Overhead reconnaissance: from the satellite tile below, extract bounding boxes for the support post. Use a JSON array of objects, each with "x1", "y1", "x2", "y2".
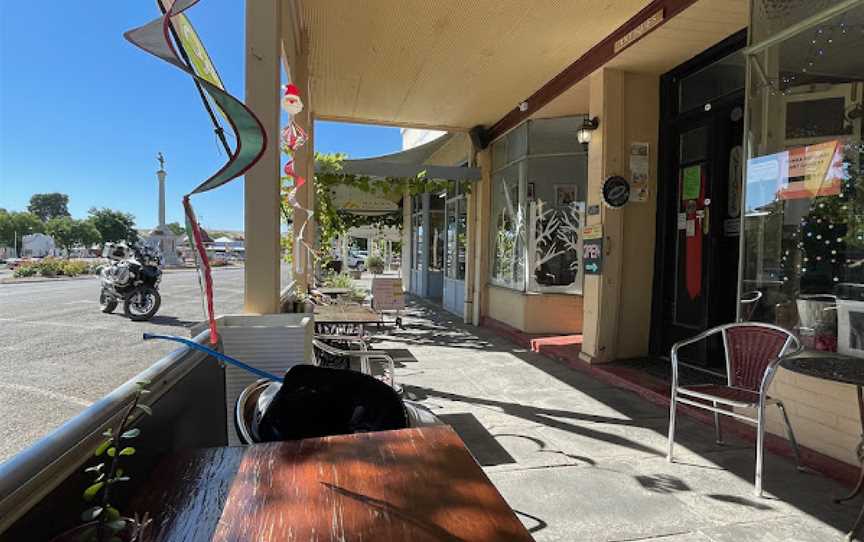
[{"x1": 243, "y1": 0, "x2": 281, "y2": 314}]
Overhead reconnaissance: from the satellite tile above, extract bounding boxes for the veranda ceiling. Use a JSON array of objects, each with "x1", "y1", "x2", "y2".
[{"x1": 292, "y1": 0, "x2": 654, "y2": 131}]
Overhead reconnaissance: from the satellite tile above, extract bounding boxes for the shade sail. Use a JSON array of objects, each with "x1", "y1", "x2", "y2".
[{"x1": 322, "y1": 134, "x2": 481, "y2": 181}]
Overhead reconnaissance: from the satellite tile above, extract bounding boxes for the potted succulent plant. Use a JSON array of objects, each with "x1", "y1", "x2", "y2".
[
  {"x1": 366, "y1": 255, "x2": 385, "y2": 275},
  {"x1": 50, "y1": 381, "x2": 153, "y2": 542}
]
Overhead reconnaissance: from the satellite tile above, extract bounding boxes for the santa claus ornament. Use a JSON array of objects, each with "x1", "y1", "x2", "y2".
[
  {"x1": 282, "y1": 83, "x2": 304, "y2": 115},
  {"x1": 280, "y1": 82, "x2": 314, "y2": 274}
]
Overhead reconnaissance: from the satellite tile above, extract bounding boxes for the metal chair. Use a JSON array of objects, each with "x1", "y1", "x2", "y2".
[
  {"x1": 667, "y1": 322, "x2": 802, "y2": 497},
  {"x1": 313, "y1": 336, "x2": 397, "y2": 390}
]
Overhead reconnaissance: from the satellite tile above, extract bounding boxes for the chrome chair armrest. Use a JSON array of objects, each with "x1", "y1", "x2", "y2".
[
  {"x1": 669, "y1": 327, "x2": 725, "y2": 388},
  {"x1": 311, "y1": 339, "x2": 396, "y2": 388},
  {"x1": 314, "y1": 334, "x2": 370, "y2": 345}
]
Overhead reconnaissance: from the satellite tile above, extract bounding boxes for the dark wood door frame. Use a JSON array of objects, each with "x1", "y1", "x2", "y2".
[{"x1": 649, "y1": 29, "x2": 748, "y2": 358}]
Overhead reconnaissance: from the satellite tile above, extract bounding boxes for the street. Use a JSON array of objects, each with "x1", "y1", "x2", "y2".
[{"x1": 0, "y1": 267, "x2": 246, "y2": 464}]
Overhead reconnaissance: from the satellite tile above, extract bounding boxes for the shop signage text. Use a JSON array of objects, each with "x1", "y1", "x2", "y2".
[
  {"x1": 583, "y1": 225, "x2": 603, "y2": 275},
  {"x1": 614, "y1": 9, "x2": 665, "y2": 54}
]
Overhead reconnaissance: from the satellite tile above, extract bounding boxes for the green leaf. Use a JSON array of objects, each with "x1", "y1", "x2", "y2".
[
  {"x1": 121, "y1": 428, "x2": 140, "y2": 439},
  {"x1": 105, "y1": 506, "x2": 121, "y2": 521},
  {"x1": 106, "y1": 447, "x2": 117, "y2": 457},
  {"x1": 80, "y1": 506, "x2": 103, "y2": 521},
  {"x1": 84, "y1": 463, "x2": 104, "y2": 473},
  {"x1": 111, "y1": 476, "x2": 130, "y2": 483},
  {"x1": 94, "y1": 439, "x2": 112, "y2": 457},
  {"x1": 118, "y1": 447, "x2": 135, "y2": 456},
  {"x1": 101, "y1": 428, "x2": 112, "y2": 437},
  {"x1": 135, "y1": 404, "x2": 152, "y2": 416},
  {"x1": 136, "y1": 379, "x2": 151, "y2": 387},
  {"x1": 82, "y1": 481, "x2": 104, "y2": 501}
]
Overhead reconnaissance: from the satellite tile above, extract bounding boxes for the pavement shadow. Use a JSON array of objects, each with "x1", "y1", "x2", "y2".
[
  {"x1": 384, "y1": 298, "x2": 862, "y2": 535},
  {"x1": 146, "y1": 315, "x2": 201, "y2": 329}
]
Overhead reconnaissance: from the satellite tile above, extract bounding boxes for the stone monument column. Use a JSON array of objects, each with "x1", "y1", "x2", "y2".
[{"x1": 148, "y1": 152, "x2": 181, "y2": 266}]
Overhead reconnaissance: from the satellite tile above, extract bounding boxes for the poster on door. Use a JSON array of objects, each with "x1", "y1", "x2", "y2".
[{"x1": 629, "y1": 142, "x2": 650, "y2": 202}]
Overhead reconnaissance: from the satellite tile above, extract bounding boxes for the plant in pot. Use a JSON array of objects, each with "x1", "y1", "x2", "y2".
[
  {"x1": 50, "y1": 381, "x2": 153, "y2": 542},
  {"x1": 366, "y1": 255, "x2": 385, "y2": 275}
]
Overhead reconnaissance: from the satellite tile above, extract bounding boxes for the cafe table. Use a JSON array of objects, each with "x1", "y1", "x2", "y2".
[
  {"x1": 317, "y1": 287, "x2": 353, "y2": 300},
  {"x1": 133, "y1": 425, "x2": 534, "y2": 541},
  {"x1": 780, "y1": 350, "x2": 864, "y2": 541},
  {"x1": 314, "y1": 303, "x2": 383, "y2": 336}
]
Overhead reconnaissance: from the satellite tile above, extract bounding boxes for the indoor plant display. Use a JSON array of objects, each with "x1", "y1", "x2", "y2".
[{"x1": 50, "y1": 381, "x2": 153, "y2": 542}]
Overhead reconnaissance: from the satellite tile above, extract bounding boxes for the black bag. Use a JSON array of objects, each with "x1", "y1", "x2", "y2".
[{"x1": 256, "y1": 365, "x2": 408, "y2": 442}]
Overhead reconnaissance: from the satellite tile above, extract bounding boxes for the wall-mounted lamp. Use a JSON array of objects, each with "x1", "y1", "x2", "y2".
[{"x1": 577, "y1": 116, "x2": 599, "y2": 145}]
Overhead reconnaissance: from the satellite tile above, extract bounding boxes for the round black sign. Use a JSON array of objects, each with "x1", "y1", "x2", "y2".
[{"x1": 602, "y1": 175, "x2": 630, "y2": 208}]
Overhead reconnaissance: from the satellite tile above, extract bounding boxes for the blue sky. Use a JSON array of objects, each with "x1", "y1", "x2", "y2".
[{"x1": 0, "y1": 1, "x2": 402, "y2": 231}]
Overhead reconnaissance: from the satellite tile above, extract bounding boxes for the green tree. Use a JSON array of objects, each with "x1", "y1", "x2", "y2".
[
  {"x1": 46, "y1": 217, "x2": 101, "y2": 256},
  {"x1": 87, "y1": 208, "x2": 139, "y2": 245},
  {"x1": 0, "y1": 210, "x2": 45, "y2": 255},
  {"x1": 165, "y1": 222, "x2": 185, "y2": 236},
  {"x1": 28, "y1": 193, "x2": 70, "y2": 221}
]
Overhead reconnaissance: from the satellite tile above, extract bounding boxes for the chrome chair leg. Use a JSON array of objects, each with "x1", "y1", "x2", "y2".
[
  {"x1": 777, "y1": 401, "x2": 802, "y2": 470},
  {"x1": 667, "y1": 388, "x2": 677, "y2": 462},
  {"x1": 713, "y1": 401, "x2": 724, "y2": 445},
  {"x1": 756, "y1": 397, "x2": 767, "y2": 497}
]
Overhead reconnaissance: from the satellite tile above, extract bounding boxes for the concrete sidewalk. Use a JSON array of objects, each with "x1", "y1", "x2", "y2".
[{"x1": 371, "y1": 300, "x2": 861, "y2": 541}]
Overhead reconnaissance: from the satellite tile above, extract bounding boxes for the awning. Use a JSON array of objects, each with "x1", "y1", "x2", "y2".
[{"x1": 322, "y1": 134, "x2": 481, "y2": 181}]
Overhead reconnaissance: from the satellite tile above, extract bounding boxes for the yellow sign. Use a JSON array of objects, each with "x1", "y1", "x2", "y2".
[
  {"x1": 614, "y1": 9, "x2": 664, "y2": 53},
  {"x1": 583, "y1": 224, "x2": 603, "y2": 240}
]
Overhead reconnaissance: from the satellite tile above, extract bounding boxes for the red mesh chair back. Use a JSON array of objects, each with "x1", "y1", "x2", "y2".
[{"x1": 724, "y1": 326, "x2": 791, "y2": 391}]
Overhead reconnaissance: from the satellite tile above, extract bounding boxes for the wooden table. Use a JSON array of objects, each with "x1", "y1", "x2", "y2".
[
  {"x1": 314, "y1": 304, "x2": 380, "y2": 323},
  {"x1": 781, "y1": 351, "x2": 864, "y2": 541},
  {"x1": 317, "y1": 287, "x2": 352, "y2": 300},
  {"x1": 314, "y1": 304, "x2": 383, "y2": 336},
  {"x1": 133, "y1": 426, "x2": 533, "y2": 541}
]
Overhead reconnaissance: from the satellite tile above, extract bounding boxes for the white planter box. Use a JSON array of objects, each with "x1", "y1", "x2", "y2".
[{"x1": 202, "y1": 314, "x2": 313, "y2": 444}]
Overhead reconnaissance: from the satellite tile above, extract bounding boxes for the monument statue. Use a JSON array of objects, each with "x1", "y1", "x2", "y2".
[{"x1": 147, "y1": 152, "x2": 182, "y2": 266}]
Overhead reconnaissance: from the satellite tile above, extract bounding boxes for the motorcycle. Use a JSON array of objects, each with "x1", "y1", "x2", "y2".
[{"x1": 99, "y1": 243, "x2": 163, "y2": 321}]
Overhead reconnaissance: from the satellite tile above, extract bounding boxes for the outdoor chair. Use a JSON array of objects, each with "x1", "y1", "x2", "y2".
[
  {"x1": 313, "y1": 336, "x2": 397, "y2": 390},
  {"x1": 667, "y1": 322, "x2": 802, "y2": 497}
]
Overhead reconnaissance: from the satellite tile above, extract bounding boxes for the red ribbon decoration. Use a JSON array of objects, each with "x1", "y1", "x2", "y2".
[
  {"x1": 183, "y1": 196, "x2": 217, "y2": 344},
  {"x1": 685, "y1": 170, "x2": 704, "y2": 301}
]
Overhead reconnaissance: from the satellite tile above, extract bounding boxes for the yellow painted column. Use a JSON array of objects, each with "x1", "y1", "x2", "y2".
[
  {"x1": 581, "y1": 68, "x2": 625, "y2": 363},
  {"x1": 580, "y1": 68, "x2": 660, "y2": 363},
  {"x1": 472, "y1": 148, "x2": 492, "y2": 325},
  {"x1": 243, "y1": 0, "x2": 281, "y2": 314}
]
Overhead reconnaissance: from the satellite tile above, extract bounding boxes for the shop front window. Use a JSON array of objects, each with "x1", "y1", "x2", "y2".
[
  {"x1": 490, "y1": 117, "x2": 587, "y2": 292},
  {"x1": 412, "y1": 208, "x2": 423, "y2": 271},
  {"x1": 445, "y1": 193, "x2": 467, "y2": 280},
  {"x1": 743, "y1": 3, "x2": 864, "y2": 355},
  {"x1": 491, "y1": 164, "x2": 525, "y2": 288},
  {"x1": 429, "y1": 193, "x2": 445, "y2": 272}
]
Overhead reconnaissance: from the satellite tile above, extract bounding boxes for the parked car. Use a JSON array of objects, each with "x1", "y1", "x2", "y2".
[{"x1": 347, "y1": 250, "x2": 368, "y2": 270}]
